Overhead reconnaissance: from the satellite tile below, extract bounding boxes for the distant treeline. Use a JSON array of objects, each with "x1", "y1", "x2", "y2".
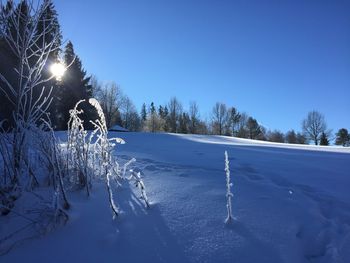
[{"x1": 89, "y1": 77, "x2": 349, "y2": 147}]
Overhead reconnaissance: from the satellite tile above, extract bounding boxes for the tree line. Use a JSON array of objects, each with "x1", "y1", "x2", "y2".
[
  {"x1": 92, "y1": 81, "x2": 349, "y2": 147},
  {"x1": 1, "y1": 0, "x2": 348, "y2": 147}
]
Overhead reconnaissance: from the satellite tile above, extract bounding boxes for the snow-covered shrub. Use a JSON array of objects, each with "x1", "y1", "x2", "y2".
[
  {"x1": 66, "y1": 98, "x2": 149, "y2": 218},
  {"x1": 0, "y1": 122, "x2": 16, "y2": 215},
  {"x1": 66, "y1": 100, "x2": 93, "y2": 194},
  {"x1": 224, "y1": 151, "x2": 233, "y2": 223},
  {"x1": 34, "y1": 120, "x2": 70, "y2": 210},
  {"x1": 0, "y1": 0, "x2": 61, "y2": 215}
]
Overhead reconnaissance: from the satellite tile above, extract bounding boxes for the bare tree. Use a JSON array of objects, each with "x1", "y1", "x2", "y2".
[
  {"x1": 236, "y1": 112, "x2": 249, "y2": 138},
  {"x1": 212, "y1": 102, "x2": 228, "y2": 135},
  {"x1": 168, "y1": 97, "x2": 182, "y2": 133},
  {"x1": 267, "y1": 130, "x2": 285, "y2": 143},
  {"x1": 94, "y1": 81, "x2": 124, "y2": 128},
  {"x1": 302, "y1": 111, "x2": 327, "y2": 145},
  {"x1": 120, "y1": 96, "x2": 140, "y2": 131},
  {"x1": 189, "y1": 101, "x2": 200, "y2": 134}
]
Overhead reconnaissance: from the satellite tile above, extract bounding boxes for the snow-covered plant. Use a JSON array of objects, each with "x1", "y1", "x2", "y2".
[
  {"x1": 0, "y1": 0, "x2": 61, "y2": 185},
  {"x1": 88, "y1": 98, "x2": 123, "y2": 217},
  {"x1": 67, "y1": 100, "x2": 92, "y2": 195},
  {"x1": 129, "y1": 170, "x2": 150, "y2": 208},
  {"x1": 0, "y1": 121, "x2": 13, "y2": 187},
  {"x1": 66, "y1": 98, "x2": 149, "y2": 218},
  {"x1": 35, "y1": 120, "x2": 70, "y2": 209},
  {"x1": 224, "y1": 150, "x2": 233, "y2": 223},
  {"x1": 0, "y1": 1, "x2": 66, "y2": 217},
  {"x1": 123, "y1": 158, "x2": 136, "y2": 177}
]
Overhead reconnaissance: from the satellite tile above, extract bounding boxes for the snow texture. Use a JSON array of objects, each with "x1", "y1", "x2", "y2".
[{"x1": 1, "y1": 132, "x2": 350, "y2": 263}]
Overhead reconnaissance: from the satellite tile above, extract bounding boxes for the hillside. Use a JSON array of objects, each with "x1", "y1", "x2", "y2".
[{"x1": 1, "y1": 132, "x2": 350, "y2": 263}]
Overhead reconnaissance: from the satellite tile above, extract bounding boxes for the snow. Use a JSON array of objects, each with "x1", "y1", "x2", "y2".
[
  {"x1": 109, "y1": 124, "x2": 129, "y2": 132},
  {"x1": 1, "y1": 132, "x2": 350, "y2": 263}
]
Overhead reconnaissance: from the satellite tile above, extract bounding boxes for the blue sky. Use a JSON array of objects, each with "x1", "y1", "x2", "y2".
[{"x1": 55, "y1": 0, "x2": 350, "y2": 133}]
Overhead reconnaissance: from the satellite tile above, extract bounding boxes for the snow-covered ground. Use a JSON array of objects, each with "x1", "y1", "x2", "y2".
[{"x1": 1, "y1": 132, "x2": 350, "y2": 263}]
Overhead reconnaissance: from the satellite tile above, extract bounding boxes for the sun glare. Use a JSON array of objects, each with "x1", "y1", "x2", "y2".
[{"x1": 50, "y1": 62, "x2": 66, "y2": 81}]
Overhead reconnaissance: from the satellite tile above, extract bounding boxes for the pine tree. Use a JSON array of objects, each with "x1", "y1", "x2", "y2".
[
  {"x1": 149, "y1": 102, "x2": 157, "y2": 132},
  {"x1": 286, "y1": 130, "x2": 297, "y2": 144},
  {"x1": 296, "y1": 132, "x2": 307, "y2": 144},
  {"x1": 55, "y1": 41, "x2": 92, "y2": 129},
  {"x1": 0, "y1": 0, "x2": 62, "y2": 129},
  {"x1": 229, "y1": 107, "x2": 241, "y2": 136},
  {"x1": 0, "y1": 1, "x2": 16, "y2": 129},
  {"x1": 320, "y1": 132, "x2": 329, "y2": 146},
  {"x1": 141, "y1": 103, "x2": 147, "y2": 122},
  {"x1": 163, "y1": 105, "x2": 169, "y2": 132},
  {"x1": 335, "y1": 128, "x2": 350, "y2": 146},
  {"x1": 37, "y1": 0, "x2": 62, "y2": 127},
  {"x1": 246, "y1": 117, "x2": 261, "y2": 139},
  {"x1": 158, "y1": 105, "x2": 164, "y2": 118},
  {"x1": 150, "y1": 102, "x2": 156, "y2": 115}
]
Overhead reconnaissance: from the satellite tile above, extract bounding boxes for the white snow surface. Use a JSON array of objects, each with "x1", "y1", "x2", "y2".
[
  {"x1": 109, "y1": 124, "x2": 129, "y2": 132},
  {"x1": 1, "y1": 132, "x2": 350, "y2": 263}
]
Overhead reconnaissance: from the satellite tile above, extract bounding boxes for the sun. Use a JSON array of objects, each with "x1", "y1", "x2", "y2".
[{"x1": 50, "y1": 62, "x2": 66, "y2": 81}]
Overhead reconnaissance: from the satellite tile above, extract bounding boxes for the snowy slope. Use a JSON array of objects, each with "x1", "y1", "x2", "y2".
[{"x1": 1, "y1": 132, "x2": 350, "y2": 263}]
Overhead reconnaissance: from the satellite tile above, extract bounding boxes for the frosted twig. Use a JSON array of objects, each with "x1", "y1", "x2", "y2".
[{"x1": 224, "y1": 151, "x2": 233, "y2": 223}]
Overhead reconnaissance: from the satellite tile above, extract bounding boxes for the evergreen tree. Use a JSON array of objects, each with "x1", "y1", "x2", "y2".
[
  {"x1": 158, "y1": 105, "x2": 164, "y2": 118},
  {"x1": 0, "y1": 0, "x2": 61, "y2": 128},
  {"x1": 320, "y1": 132, "x2": 329, "y2": 146},
  {"x1": 296, "y1": 132, "x2": 307, "y2": 144},
  {"x1": 149, "y1": 102, "x2": 157, "y2": 132},
  {"x1": 56, "y1": 41, "x2": 92, "y2": 129},
  {"x1": 37, "y1": 0, "x2": 62, "y2": 127},
  {"x1": 163, "y1": 105, "x2": 170, "y2": 132},
  {"x1": 141, "y1": 103, "x2": 147, "y2": 122},
  {"x1": 246, "y1": 117, "x2": 261, "y2": 139},
  {"x1": 335, "y1": 128, "x2": 350, "y2": 146},
  {"x1": 150, "y1": 102, "x2": 156, "y2": 115},
  {"x1": 267, "y1": 130, "x2": 285, "y2": 143},
  {"x1": 229, "y1": 107, "x2": 241, "y2": 136},
  {"x1": 286, "y1": 130, "x2": 297, "y2": 144},
  {"x1": 0, "y1": 1, "x2": 16, "y2": 129}
]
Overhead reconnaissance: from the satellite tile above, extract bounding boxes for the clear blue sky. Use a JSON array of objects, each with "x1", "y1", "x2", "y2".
[{"x1": 55, "y1": 0, "x2": 350, "y2": 133}]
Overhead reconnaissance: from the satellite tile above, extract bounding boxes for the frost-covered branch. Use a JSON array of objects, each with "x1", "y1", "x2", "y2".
[
  {"x1": 129, "y1": 170, "x2": 150, "y2": 208},
  {"x1": 0, "y1": 0, "x2": 61, "y2": 189},
  {"x1": 66, "y1": 98, "x2": 149, "y2": 218},
  {"x1": 224, "y1": 150, "x2": 233, "y2": 223}
]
